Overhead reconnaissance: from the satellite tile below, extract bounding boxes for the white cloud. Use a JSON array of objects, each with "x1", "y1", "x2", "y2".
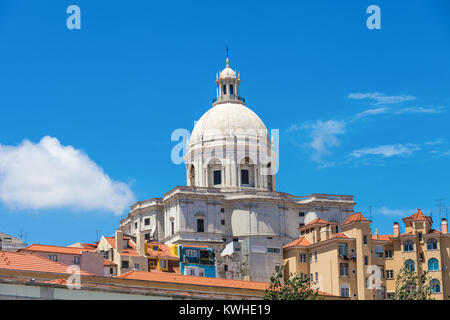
[
  {"x1": 348, "y1": 92, "x2": 416, "y2": 105},
  {"x1": 303, "y1": 120, "x2": 346, "y2": 163},
  {"x1": 376, "y1": 206, "x2": 412, "y2": 217},
  {"x1": 350, "y1": 144, "x2": 420, "y2": 158},
  {"x1": 0, "y1": 136, "x2": 135, "y2": 215},
  {"x1": 394, "y1": 106, "x2": 444, "y2": 114},
  {"x1": 355, "y1": 107, "x2": 389, "y2": 119}
]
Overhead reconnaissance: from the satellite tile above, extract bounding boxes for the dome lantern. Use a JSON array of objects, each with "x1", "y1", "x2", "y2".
[{"x1": 213, "y1": 50, "x2": 245, "y2": 106}]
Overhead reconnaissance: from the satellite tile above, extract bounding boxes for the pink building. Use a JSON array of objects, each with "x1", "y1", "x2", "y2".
[{"x1": 19, "y1": 244, "x2": 104, "y2": 276}]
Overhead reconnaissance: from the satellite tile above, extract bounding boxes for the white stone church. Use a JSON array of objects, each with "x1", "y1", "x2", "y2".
[{"x1": 119, "y1": 55, "x2": 355, "y2": 282}]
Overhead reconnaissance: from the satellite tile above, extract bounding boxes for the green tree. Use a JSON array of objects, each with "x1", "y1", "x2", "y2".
[
  {"x1": 388, "y1": 267, "x2": 433, "y2": 300},
  {"x1": 264, "y1": 266, "x2": 319, "y2": 300}
]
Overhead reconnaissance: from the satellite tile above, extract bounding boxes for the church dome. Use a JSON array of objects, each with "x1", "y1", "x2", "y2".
[{"x1": 189, "y1": 102, "x2": 269, "y2": 146}]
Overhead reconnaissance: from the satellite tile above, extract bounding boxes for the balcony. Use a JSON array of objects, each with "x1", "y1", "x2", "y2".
[{"x1": 212, "y1": 95, "x2": 245, "y2": 104}]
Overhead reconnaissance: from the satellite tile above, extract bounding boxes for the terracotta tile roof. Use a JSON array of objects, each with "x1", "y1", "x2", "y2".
[
  {"x1": 0, "y1": 251, "x2": 93, "y2": 275},
  {"x1": 103, "y1": 259, "x2": 116, "y2": 266},
  {"x1": 299, "y1": 218, "x2": 336, "y2": 231},
  {"x1": 118, "y1": 270, "x2": 270, "y2": 290},
  {"x1": 104, "y1": 236, "x2": 139, "y2": 257},
  {"x1": 283, "y1": 236, "x2": 312, "y2": 249},
  {"x1": 344, "y1": 212, "x2": 368, "y2": 225},
  {"x1": 146, "y1": 242, "x2": 177, "y2": 259},
  {"x1": 403, "y1": 209, "x2": 432, "y2": 224},
  {"x1": 372, "y1": 234, "x2": 393, "y2": 241},
  {"x1": 428, "y1": 229, "x2": 442, "y2": 234},
  {"x1": 19, "y1": 244, "x2": 94, "y2": 255},
  {"x1": 331, "y1": 232, "x2": 351, "y2": 239}
]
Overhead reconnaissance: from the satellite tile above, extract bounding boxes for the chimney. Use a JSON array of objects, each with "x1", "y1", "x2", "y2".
[
  {"x1": 441, "y1": 218, "x2": 448, "y2": 234},
  {"x1": 115, "y1": 230, "x2": 123, "y2": 253},
  {"x1": 393, "y1": 222, "x2": 400, "y2": 237},
  {"x1": 375, "y1": 228, "x2": 379, "y2": 240},
  {"x1": 136, "y1": 231, "x2": 146, "y2": 256}
]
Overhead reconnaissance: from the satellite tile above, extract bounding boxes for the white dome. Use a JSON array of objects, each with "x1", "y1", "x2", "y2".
[
  {"x1": 190, "y1": 103, "x2": 269, "y2": 146},
  {"x1": 219, "y1": 67, "x2": 236, "y2": 79}
]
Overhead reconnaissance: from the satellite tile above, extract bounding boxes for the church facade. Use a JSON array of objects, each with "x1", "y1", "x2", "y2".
[{"x1": 119, "y1": 55, "x2": 356, "y2": 282}]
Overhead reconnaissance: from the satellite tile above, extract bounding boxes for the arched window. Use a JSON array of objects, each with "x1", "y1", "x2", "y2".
[
  {"x1": 428, "y1": 258, "x2": 439, "y2": 271},
  {"x1": 426, "y1": 238, "x2": 438, "y2": 250},
  {"x1": 189, "y1": 165, "x2": 195, "y2": 186},
  {"x1": 222, "y1": 84, "x2": 227, "y2": 95},
  {"x1": 404, "y1": 259, "x2": 415, "y2": 272},
  {"x1": 229, "y1": 84, "x2": 234, "y2": 95},
  {"x1": 430, "y1": 279, "x2": 441, "y2": 293},
  {"x1": 403, "y1": 240, "x2": 414, "y2": 252}
]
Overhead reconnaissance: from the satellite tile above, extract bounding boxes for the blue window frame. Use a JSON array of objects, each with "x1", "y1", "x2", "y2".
[
  {"x1": 403, "y1": 240, "x2": 414, "y2": 252},
  {"x1": 430, "y1": 279, "x2": 441, "y2": 293},
  {"x1": 428, "y1": 258, "x2": 439, "y2": 271},
  {"x1": 426, "y1": 238, "x2": 438, "y2": 250},
  {"x1": 404, "y1": 259, "x2": 415, "y2": 272}
]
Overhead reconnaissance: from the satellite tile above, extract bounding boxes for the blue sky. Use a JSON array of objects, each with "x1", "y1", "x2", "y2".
[{"x1": 0, "y1": 1, "x2": 449, "y2": 245}]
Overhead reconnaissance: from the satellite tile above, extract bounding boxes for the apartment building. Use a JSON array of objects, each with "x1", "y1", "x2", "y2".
[
  {"x1": 283, "y1": 210, "x2": 449, "y2": 300},
  {"x1": 18, "y1": 244, "x2": 104, "y2": 276}
]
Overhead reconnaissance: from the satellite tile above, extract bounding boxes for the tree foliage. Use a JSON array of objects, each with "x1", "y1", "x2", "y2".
[
  {"x1": 388, "y1": 268, "x2": 433, "y2": 300},
  {"x1": 264, "y1": 266, "x2": 319, "y2": 300}
]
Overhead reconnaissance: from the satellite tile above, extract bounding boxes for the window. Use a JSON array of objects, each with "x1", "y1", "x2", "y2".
[
  {"x1": 275, "y1": 265, "x2": 280, "y2": 272},
  {"x1": 299, "y1": 223, "x2": 305, "y2": 228},
  {"x1": 267, "y1": 247, "x2": 281, "y2": 254},
  {"x1": 171, "y1": 221, "x2": 175, "y2": 235},
  {"x1": 403, "y1": 240, "x2": 414, "y2": 252},
  {"x1": 427, "y1": 238, "x2": 438, "y2": 250},
  {"x1": 364, "y1": 256, "x2": 369, "y2": 266},
  {"x1": 144, "y1": 218, "x2": 150, "y2": 226},
  {"x1": 222, "y1": 84, "x2": 227, "y2": 95},
  {"x1": 103, "y1": 251, "x2": 109, "y2": 259},
  {"x1": 229, "y1": 84, "x2": 234, "y2": 95},
  {"x1": 152, "y1": 245, "x2": 159, "y2": 251},
  {"x1": 419, "y1": 253, "x2": 424, "y2": 262},
  {"x1": 314, "y1": 251, "x2": 318, "y2": 262},
  {"x1": 386, "y1": 270, "x2": 394, "y2": 279},
  {"x1": 145, "y1": 233, "x2": 151, "y2": 241},
  {"x1": 186, "y1": 249, "x2": 197, "y2": 257},
  {"x1": 418, "y1": 232, "x2": 423, "y2": 242},
  {"x1": 197, "y1": 219, "x2": 205, "y2": 232},
  {"x1": 224, "y1": 264, "x2": 228, "y2": 272},
  {"x1": 430, "y1": 279, "x2": 441, "y2": 293},
  {"x1": 404, "y1": 259, "x2": 415, "y2": 272},
  {"x1": 134, "y1": 263, "x2": 139, "y2": 270},
  {"x1": 121, "y1": 261, "x2": 129, "y2": 269},
  {"x1": 299, "y1": 253, "x2": 307, "y2": 262},
  {"x1": 299, "y1": 212, "x2": 305, "y2": 217},
  {"x1": 135, "y1": 222, "x2": 138, "y2": 229},
  {"x1": 428, "y1": 258, "x2": 439, "y2": 271},
  {"x1": 48, "y1": 254, "x2": 57, "y2": 262},
  {"x1": 338, "y1": 243, "x2": 348, "y2": 257},
  {"x1": 315, "y1": 272, "x2": 318, "y2": 282},
  {"x1": 213, "y1": 170, "x2": 221, "y2": 185},
  {"x1": 385, "y1": 249, "x2": 393, "y2": 259},
  {"x1": 73, "y1": 256, "x2": 80, "y2": 265},
  {"x1": 340, "y1": 285, "x2": 350, "y2": 298},
  {"x1": 363, "y1": 235, "x2": 367, "y2": 245},
  {"x1": 109, "y1": 267, "x2": 113, "y2": 274},
  {"x1": 310, "y1": 273, "x2": 313, "y2": 283},
  {"x1": 340, "y1": 263, "x2": 349, "y2": 276},
  {"x1": 375, "y1": 246, "x2": 383, "y2": 258},
  {"x1": 221, "y1": 208, "x2": 225, "y2": 213},
  {"x1": 310, "y1": 253, "x2": 313, "y2": 262},
  {"x1": 241, "y1": 169, "x2": 249, "y2": 185},
  {"x1": 221, "y1": 219, "x2": 225, "y2": 226},
  {"x1": 160, "y1": 259, "x2": 167, "y2": 270}
]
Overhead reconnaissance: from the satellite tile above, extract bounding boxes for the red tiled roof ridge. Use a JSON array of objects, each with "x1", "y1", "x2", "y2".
[
  {"x1": 20, "y1": 243, "x2": 94, "y2": 255},
  {"x1": 343, "y1": 212, "x2": 368, "y2": 225}
]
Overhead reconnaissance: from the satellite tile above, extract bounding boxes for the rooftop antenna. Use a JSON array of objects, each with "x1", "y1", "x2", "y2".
[
  {"x1": 436, "y1": 198, "x2": 445, "y2": 222},
  {"x1": 95, "y1": 229, "x2": 102, "y2": 242}
]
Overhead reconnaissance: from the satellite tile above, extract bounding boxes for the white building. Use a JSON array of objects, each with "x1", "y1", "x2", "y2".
[{"x1": 119, "y1": 54, "x2": 355, "y2": 282}]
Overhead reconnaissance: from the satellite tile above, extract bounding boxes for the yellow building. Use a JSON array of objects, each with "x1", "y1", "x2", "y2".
[{"x1": 283, "y1": 210, "x2": 449, "y2": 300}]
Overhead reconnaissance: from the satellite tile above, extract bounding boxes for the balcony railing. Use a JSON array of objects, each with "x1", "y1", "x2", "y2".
[{"x1": 212, "y1": 95, "x2": 245, "y2": 104}]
